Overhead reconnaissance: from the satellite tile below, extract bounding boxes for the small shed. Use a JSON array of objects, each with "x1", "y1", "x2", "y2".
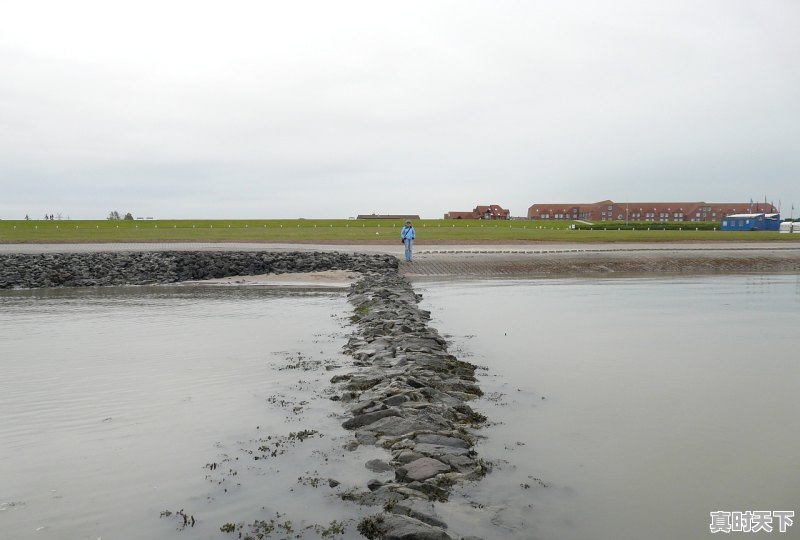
[{"x1": 720, "y1": 213, "x2": 781, "y2": 231}]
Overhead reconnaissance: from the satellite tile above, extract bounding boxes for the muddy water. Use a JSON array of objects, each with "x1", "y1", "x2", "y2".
[
  {"x1": 419, "y1": 275, "x2": 800, "y2": 540},
  {"x1": 0, "y1": 286, "x2": 383, "y2": 540}
]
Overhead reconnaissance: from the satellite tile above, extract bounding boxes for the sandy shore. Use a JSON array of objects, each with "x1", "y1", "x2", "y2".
[
  {"x1": 402, "y1": 246, "x2": 800, "y2": 279},
  {"x1": 179, "y1": 269, "x2": 359, "y2": 289}
]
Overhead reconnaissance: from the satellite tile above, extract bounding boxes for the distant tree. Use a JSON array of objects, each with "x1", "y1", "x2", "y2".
[
  {"x1": 107, "y1": 211, "x2": 121, "y2": 220},
  {"x1": 123, "y1": 212, "x2": 134, "y2": 220}
]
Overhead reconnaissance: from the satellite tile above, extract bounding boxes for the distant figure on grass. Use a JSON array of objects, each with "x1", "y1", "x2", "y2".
[{"x1": 401, "y1": 220, "x2": 416, "y2": 262}]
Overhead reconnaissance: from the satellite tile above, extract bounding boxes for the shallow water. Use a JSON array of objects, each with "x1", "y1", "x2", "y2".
[
  {"x1": 0, "y1": 286, "x2": 385, "y2": 540},
  {"x1": 4, "y1": 276, "x2": 799, "y2": 540},
  {"x1": 419, "y1": 274, "x2": 800, "y2": 540}
]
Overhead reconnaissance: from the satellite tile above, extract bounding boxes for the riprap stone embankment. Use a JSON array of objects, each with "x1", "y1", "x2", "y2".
[{"x1": 0, "y1": 251, "x2": 396, "y2": 289}]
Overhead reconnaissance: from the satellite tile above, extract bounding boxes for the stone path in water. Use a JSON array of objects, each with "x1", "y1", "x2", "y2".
[{"x1": 335, "y1": 270, "x2": 487, "y2": 540}]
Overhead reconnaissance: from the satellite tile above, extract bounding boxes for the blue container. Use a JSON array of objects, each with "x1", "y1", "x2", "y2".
[{"x1": 720, "y1": 213, "x2": 781, "y2": 231}]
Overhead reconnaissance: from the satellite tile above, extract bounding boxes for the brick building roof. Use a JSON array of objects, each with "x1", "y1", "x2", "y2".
[
  {"x1": 527, "y1": 200, "x2": 777, "y2": 221},
  {"x1": 445, "y1": 204, "x2": 510, "y2": 220}
]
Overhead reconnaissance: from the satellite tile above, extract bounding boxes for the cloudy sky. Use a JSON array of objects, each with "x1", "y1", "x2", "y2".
[{"x1": 1, "y1": 0, "x2": 798, "y2": 219}]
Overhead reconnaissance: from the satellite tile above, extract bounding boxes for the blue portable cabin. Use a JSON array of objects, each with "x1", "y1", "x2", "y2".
[{"x1": 720, "y1": 213, "x2": 781, "y2": 231}]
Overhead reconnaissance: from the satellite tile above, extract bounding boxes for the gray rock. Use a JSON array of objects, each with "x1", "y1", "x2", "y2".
[
  {"x1": 361, "y1": 402, "x2": 388, "y2": 414},
  {"x1": 406, "y1": 376, "x2": 427, "y2": 388},
  {"x1": 350, "y1": 400, "x2": 379, "y2": 415},
  {"x1": 355, "y1": 431, "x2": 378, "y2": 445},
  {"x1": 414, "y1": 434, "x2": 470, "y2": 448},
  {"x1": 383, "y1": 394, "x2": 410, "y2": 407},
  {"x1": 413, "y1": 443, "x2": 470, "y2": 457},
  {"x1": 390, "y1": 499, "x2": 448, "y2": 529},
  {"x1": 365, "y1": 413, "x2": 451, "y2": 437},
  {"x1": 377, "y1": 514, "x2": 453, "y2": 540},
  {"x1": 393, "y1": 486, "x2": 430, "y2": 500},
  {"x1": 405, "y1": 481, "x2": 448, "y2": 500},
  {"x1": 394, "y1": 450, "x2": 425, "y2": 464},
  {"x1": 342, "y1": 408, "x2": 400, "y2": 430},
  {"x1": 449, "y1": 390, "x2": 479, "y2": 402},
  {"x1": 328, "y1": 478, "x2": 340, "y2": 488},
  {"x1": 390, "y1": 439, "x2": 416, "y2": 451},
  {"x1": 437, "y1": 454, "x2": 475, "y2": 469},
  {"x1": 352, "y1": 348, "x2": 378, "y2": 360},
  {"x1": 365, "y1": 459, "x2": 394, "y2": 473},
  {"x1": 358, "y1": 486, "x2": 405, "y2": 506},
  {"x1": 418, "y1": 387, "x2": 465, "y2": 407},
  {"x1": 397, "y1": 457, "x2": 450, "y2": 482}
]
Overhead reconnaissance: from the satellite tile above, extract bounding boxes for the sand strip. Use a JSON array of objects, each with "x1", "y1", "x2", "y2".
[{"x1": 179, "y1": 269, "x2": 359, "y2": 289}]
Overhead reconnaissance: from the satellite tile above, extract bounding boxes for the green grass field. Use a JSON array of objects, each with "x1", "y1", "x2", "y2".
[{"x1": 0, "y1": 219, "x2": 797, "y2": 243}]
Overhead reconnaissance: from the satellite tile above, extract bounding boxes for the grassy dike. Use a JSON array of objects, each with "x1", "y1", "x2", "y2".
[{"x1": 0, "y1": 218, "x2": 797, "y2": 243}]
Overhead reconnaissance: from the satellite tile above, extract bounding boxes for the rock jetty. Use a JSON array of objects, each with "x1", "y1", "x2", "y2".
[
  {"x1": 0, "y1": 251, "x2": 396, "y2": 289},
  {"x1": 335, "y1": 271, "x2": 487, "y2": 540}
]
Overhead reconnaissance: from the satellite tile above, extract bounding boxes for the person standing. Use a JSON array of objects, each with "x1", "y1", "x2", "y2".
[{"x1": 401, "y1": 220, "x2": 416, "y2": 262}]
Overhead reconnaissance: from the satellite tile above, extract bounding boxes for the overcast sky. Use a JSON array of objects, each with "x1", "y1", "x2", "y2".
[{"x1": 1, "y1": 0, "x2": 798, "y2": 219}]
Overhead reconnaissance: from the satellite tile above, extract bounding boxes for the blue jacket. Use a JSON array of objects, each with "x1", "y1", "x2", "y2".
[{"x1": 401, "y1": 225, "x2": 416, "y2": 240}]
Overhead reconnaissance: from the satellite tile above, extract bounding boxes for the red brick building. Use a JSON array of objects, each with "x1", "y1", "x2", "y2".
[
  {"x1": 526, "y1": 200, "x2": 777, "y2": 222},
  {"x1": 445, "y1": 204, "x2": 510, "y2": 220}
]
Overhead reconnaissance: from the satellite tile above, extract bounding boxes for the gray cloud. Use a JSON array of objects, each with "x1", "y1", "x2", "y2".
[{"x1": 1, "y1": 0, "x2": 798, "y2": 219}]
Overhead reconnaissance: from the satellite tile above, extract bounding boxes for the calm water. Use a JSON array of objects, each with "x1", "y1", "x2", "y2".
[
  {"x1": 0, "y1": 286, "x2": 386, "y2": 540},
  {"x1": 3, "y1": 276, "x2": 799, "y2": 540},
  {"x1": 419, "y1": 274, "x2": 800, "y2": 540}
]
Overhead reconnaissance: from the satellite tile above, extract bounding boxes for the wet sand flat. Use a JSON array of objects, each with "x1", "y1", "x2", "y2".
[
  {"x1": 179, "y1": 269, "x2": 359, "y2": 289},
  {"x1": 401, "y1": 247, "x2": 800, "y2": 279}
]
